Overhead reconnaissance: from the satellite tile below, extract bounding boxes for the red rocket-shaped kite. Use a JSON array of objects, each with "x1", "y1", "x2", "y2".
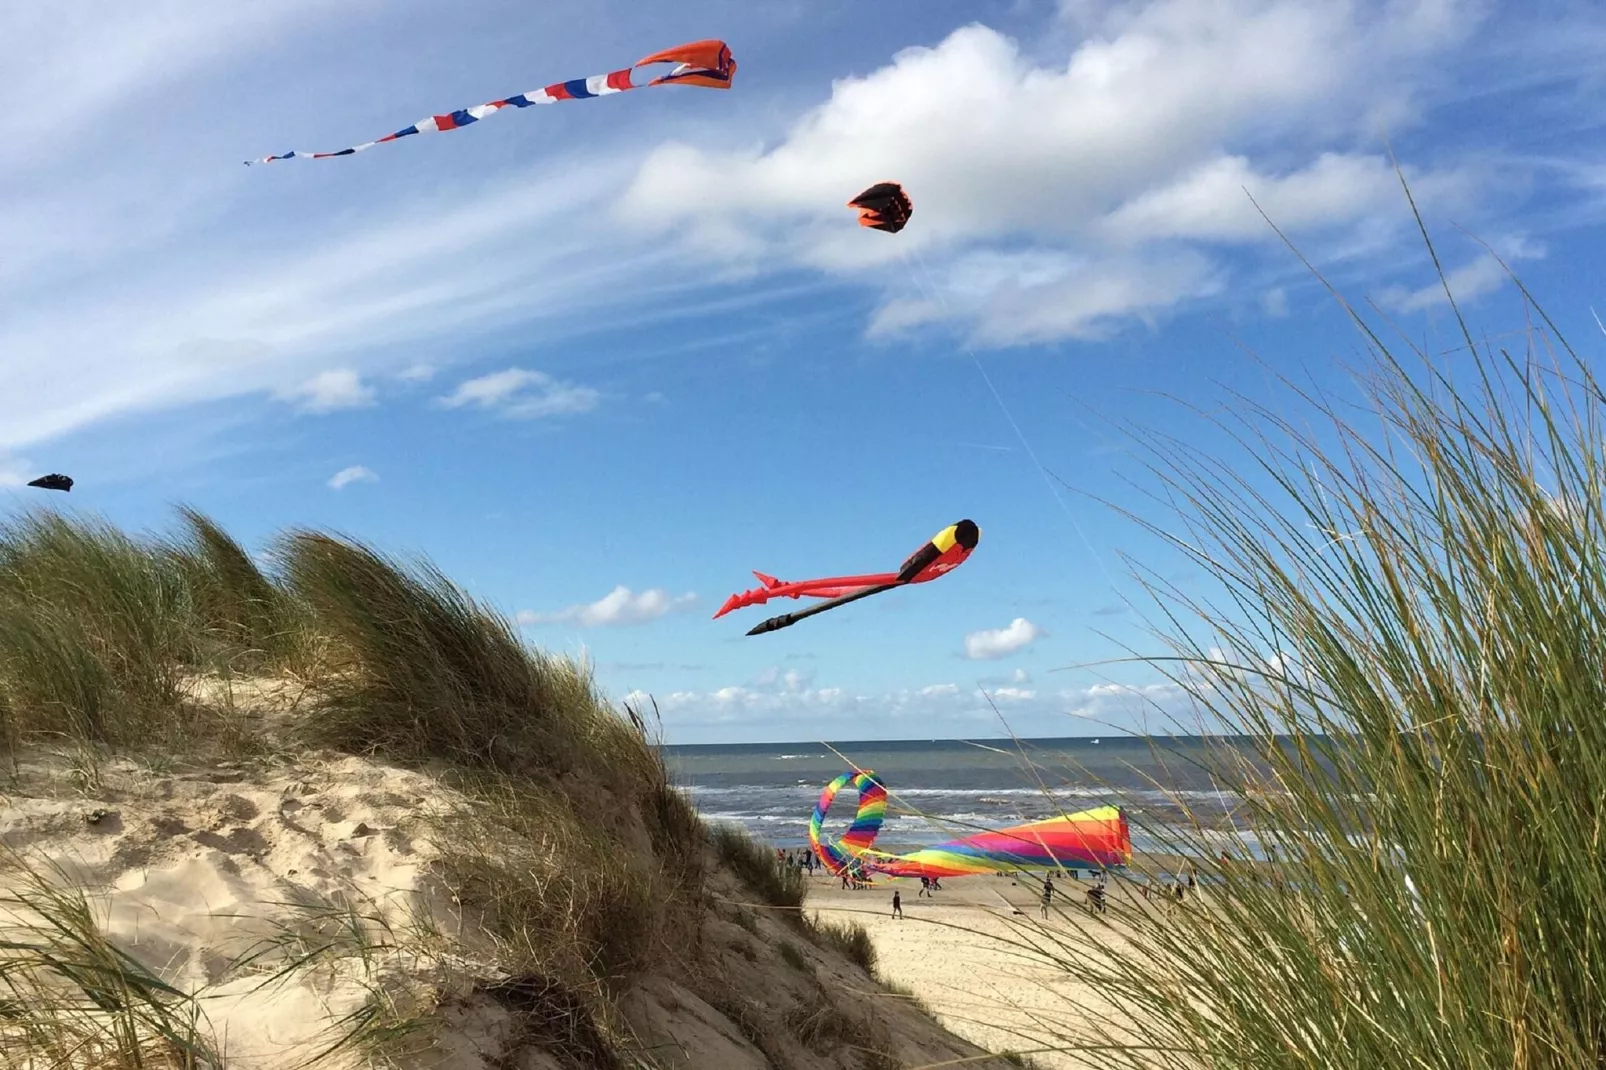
[{"x1": 715, "y1": 519, "x2": 980, "y2": 635}]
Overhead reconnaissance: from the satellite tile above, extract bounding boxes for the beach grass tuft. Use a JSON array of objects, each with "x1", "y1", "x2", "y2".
[
  {"x1": 710, "y1": 822, "x2": 807, "y2": 912},
  {"x1": 807, "y1": 917, "x2": 878, "y2": 976},
  {"x1": 1022, "y1": 198, "x2": 1606, "y2": 1066}
]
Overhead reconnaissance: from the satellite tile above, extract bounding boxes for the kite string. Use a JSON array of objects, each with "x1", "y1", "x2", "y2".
[{"x1": 900, "y1": 245, "x2": 1117, "y2": 590}]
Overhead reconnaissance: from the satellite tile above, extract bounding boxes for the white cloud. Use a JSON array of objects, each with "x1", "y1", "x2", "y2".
[
  {"x1": 1261, "y1": 286, "x2": 1290, "y2": 317},
  {"x1": 398, "y1": 363, "x2": 437, "y2": 382},
  {"x1": 282, "y1": 369, "x2": 376, "y2": 414},
  {"x1": 617, "y1": 6, "x2": 1489, "y2": 344},
  {"x1": 1096, "y1": 152, "x2": 1470, "y2": 246},
  {"x1": 964, "y1": 617, "x2": 1043, "y2": 660},
  {"x1": 753, "y1": 665, "x2": 816, "y2": 692},
  {"x1": 1058, "y1": 681, "x2": 1194, "y2": 724},
  {"x1": 520, "y1": 585, "x2": 696, "y2": 628},
  {"x1": 1011, "y1": 668, "x2": 1031, "y2": 684},
  {"x1": 1374, "y1": 235, "x2": 1546, "y2": 313},
  {"x1": 438, "y1": 368, "x2": 600, "y2": 419},
  {"x1": 327, "y1": 464, "x2": 377, "y2": 490}
]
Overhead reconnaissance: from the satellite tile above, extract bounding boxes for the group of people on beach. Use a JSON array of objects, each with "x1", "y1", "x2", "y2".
[
  {"x1": 777, "y1": 846, "x2": 818, "y2": 874},
  {"x1": 1139, "y1": 864, "x2": 1197, "y2": 905}
]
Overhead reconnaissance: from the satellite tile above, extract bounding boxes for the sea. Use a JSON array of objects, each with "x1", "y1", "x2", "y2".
[{"x1": 664, "y1": 735, "x2": 1278, "y2": 861}]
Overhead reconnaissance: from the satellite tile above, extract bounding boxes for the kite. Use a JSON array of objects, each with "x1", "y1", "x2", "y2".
[
  {"x1": 246, "y1": 39, "x2": 736, "y2": 164},
  {"x1": 715, "y1": 519, "x2": 979, "y2": 636},
  {"x1": 808, "y1": 770, "x2": 888, "y2": 875},
  {"x1": 26, "y1": 474, "x2": 72, "y2": 492},
  {"x1": 861, "y1": 809, "x2": 1132, "y2": 879},
  {"x1": 808, "y1": 769, "x2": 1131, "y2": 881},
  {"x1": 847, "y1": 182, "x2": 912, "y2": 234}
]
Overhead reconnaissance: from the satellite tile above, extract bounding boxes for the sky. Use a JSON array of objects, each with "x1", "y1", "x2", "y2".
[{"x1": 3, "y1": 0, "x2": 1605, "y2": 744}]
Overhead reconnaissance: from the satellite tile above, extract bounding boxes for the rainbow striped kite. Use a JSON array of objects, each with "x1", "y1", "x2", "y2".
[
  {"x1": 861, "y1": 808, "x2": 1131, "y2": 879},
  {"x1": 246, "y1": 39, "x2": 735, "y2": 165},
  {"x1": 808, "y1": 770, "x2": 888, "y2": 874},
  {"x1": 808, "y1": 769, "x2": 1131, "y2": 880}
]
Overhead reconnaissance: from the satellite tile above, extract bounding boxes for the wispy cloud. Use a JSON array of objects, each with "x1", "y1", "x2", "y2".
[
  {"x1": 0, "y1": 1, "x2": 344, "y2": 166},
  {"x1": 0, "y1": 147, "x2": 656, "y2": 450},
  {"x1": 1374, "y1": 235, "x2": 1546, "y2": 313},
  {"x1": 327, "y1": 464, "x2": 377, "y2": 490},
  {"x1": 438, "y1": 368, "x2": 601, "y2": 419},
  {"x1": 521, "y1": 585, "x2": 697, "y2": 628},
  {"x1": 963, "y1": 617, "x2": 1043, "y2": 660}
]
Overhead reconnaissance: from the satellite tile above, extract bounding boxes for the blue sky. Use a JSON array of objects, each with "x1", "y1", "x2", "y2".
[{"x1": 3, "y1": 0, "x2": 1604, "y2": 743}]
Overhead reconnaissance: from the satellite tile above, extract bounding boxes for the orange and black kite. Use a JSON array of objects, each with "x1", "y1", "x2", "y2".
[
  {"x1": 848, "y1": 182, "x2": 913, "y2": 233},
  {"x1": 716, "y1": 519, "x2": 979, "y2": 635}
]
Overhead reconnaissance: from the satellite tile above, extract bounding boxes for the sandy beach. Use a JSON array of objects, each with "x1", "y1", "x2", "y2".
[{"x1": 807, "y1": 868, "x2": 1171, "y2": 1069}]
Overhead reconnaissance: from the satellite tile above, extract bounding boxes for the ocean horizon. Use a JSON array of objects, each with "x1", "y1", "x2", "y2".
[{"x1": 663, "y1": 734, "x2": 1279, "y2": 860}]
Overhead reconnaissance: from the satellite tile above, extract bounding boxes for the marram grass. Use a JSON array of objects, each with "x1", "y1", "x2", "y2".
[{"x1": 1016, "y1": 240, "x2": 1606, "y2": 1064}]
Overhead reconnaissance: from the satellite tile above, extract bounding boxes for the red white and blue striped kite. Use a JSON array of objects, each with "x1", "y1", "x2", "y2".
[{"x1": 246, "y1": 39, "x2": 735, "y2": 165}]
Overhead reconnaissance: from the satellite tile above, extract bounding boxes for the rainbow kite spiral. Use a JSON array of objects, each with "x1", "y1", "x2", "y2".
[
  {"x1": 807, "y1": 769, "x2": 1132, "y2": 881},
  {"x1": 808, "y1": 769, "x2": 887, "y2": 875}
]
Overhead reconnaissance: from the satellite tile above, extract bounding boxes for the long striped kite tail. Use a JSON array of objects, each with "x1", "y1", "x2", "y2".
[{"x1": 245, "y1": 39, "x2": 735, "y2": 165}]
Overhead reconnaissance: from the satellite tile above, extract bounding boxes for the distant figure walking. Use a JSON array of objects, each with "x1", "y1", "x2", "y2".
[
  {"x1": 1041, "y1": 878, "x2": 1054, "y2": 918},
  {"x1": 919, "y1": 876, "x2": 930, "y2": 898},
  {"x1": 892, "y1": 890, "x2": 903, "y2": 919}
]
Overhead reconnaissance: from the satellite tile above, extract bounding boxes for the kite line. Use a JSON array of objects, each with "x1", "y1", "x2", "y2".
[{"x1": 901, "y1": 243, "x2": 1118, "y2": 590}]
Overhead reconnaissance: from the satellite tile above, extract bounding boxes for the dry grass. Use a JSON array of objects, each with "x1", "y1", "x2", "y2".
[
  {"x1": 709, "y1": 823, "x2": 807, "y2": 914},
  {"x1": 806, "y1": 918, "x2": 878, "y2": 976}
]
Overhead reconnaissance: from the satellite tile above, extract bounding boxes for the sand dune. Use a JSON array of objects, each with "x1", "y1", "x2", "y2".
[{"x1": 1, "y1": 748, "x2": 1034, "y2": 1069}]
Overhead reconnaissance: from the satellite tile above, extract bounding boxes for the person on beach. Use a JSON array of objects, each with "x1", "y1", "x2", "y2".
[
  {"x1": 1041, "y1": 877, "x2": 1054, "y2": 918},
  {"x1": 930, "y1": 876, "x2": 942, "y2": 892},
  {"x1": 892, "y1": 889, "x2": 903, "y2": 919},
  {"x1": 919, "y1": 876, "x2": 930, "y2": 897}
]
